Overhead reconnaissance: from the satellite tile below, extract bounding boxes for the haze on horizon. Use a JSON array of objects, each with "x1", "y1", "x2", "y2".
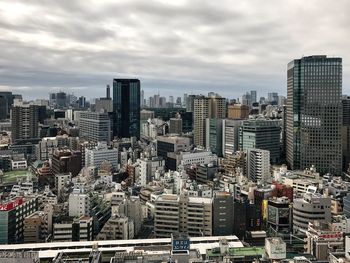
[{"x1": 0, "y1": 0, "x2": 349, "y2": 100}]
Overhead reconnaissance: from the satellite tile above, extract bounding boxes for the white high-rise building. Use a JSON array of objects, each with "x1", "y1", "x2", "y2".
[
  {"x1": 68, "y1": 184, "x2": 90, "y2": 217},
  {"x1": 246, "y1": 148, "x2": 271, "y2": 183}
]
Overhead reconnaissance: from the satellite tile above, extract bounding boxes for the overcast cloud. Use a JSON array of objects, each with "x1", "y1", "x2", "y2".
[{"x1": 0, "y1": 0, "x2": 349, "y2": 100}]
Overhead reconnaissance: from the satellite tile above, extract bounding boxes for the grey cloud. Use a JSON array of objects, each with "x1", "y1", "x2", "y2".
[{"x1": 0, "y1": 0, "x2": 349, "y2": 100}]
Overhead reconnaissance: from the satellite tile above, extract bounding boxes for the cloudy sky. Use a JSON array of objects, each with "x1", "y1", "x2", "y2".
[{"x1": 0, "y1": 0, "x2": 349, "y2": 100}]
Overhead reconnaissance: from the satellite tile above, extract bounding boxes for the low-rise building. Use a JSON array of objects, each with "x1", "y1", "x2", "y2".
[
  {"x1": 293, "y1": 193, "x2": 332, "y2": 233},
  {"x1": 11, "y1": 159, "x2": 27, "y2": 170},
  {"x1": 139, "y1": 157, "x2": 165, "y2": 186},
  {"x1": 97, "y1": 216, "x2": 134, "y2": 240},
  {"x1": 0, "y1": 197, "x2": 38, "y2": 244},
  {"x1": 154, "y1": 194, "x2": 213, "y2": 238},
  {"x1": 179, "y1": 150, "x2": 218, "y2": 167},
  {"x1": 306, "y1": 221, "x2": 344, "y2": 261},
  {"x1": 265, "y1": 237, "x2": 286, "y2": 261},
  {"x1": 23, "y1": 211, "x2": 50, "y2": 243},
  {"x1": 267, "y1": 197, "x2": 291, "y2": 233},
  {"x1": 53, "y1": 216, "x2": 93, "y2": 242}
]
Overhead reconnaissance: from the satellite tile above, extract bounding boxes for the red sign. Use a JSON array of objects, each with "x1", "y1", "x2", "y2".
[
  {"x1": 0, "y1": 198, "x2": 23, "y2": 211},
  {"x1": 319, "y1": 233, "x2": 342, "y2": 240}
]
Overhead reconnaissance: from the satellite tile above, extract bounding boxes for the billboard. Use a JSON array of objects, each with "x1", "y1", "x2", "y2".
[
  {"x1": 172, "y1": 239, "x2": 190, "y2": 251},
  {"x1": 0, "y1": 198, "x2": 23, "y2": 211}
]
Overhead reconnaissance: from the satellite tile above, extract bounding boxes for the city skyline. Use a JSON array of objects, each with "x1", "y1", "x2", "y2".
[
  {"x1": 0, "y1": 0, "x2": 350, "y2": 99},
  {"x1": 2, "y1": 1, "x2": 350, "y2": 260}
]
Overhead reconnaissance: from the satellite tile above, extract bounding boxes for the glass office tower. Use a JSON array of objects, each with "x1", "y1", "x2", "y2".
[
  {"x1": 239, "y1": 119, "x2": 281, "y2": 164},
  {"x1": 113, "y1": 79, "x2": 141, "y2": 139},
  {"x1": 286, "y1": 56, "x2": 342, "y2": 175}
]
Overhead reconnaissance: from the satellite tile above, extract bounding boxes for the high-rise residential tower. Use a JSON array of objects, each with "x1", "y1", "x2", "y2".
[
  {"x1": 286, "y1": 56, "x2": 342, "y2": 175},
  {"x1": 193, "y1": 94, "x2": 226, "y2": 147},
  {"x1": 11, "y1": 103, "x2": 41, "y2": 142},
  {"x1": 112, "y1": 79, "x2": 141, "y2": 139}
]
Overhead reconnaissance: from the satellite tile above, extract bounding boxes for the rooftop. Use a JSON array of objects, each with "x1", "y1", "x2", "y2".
[
  {"x1": 2, "y1": 170, "x2": 29, "y2": 184},
  {"x1": 0, "y1": 236, "x2": 243, "y2": 259},
  {"x1": 207, "y1": 246, "x2": 264, "y2": 257}
]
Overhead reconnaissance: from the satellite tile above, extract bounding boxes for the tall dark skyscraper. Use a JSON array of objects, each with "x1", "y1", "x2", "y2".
[
  {"x1": 342, "y1": 96, "x2": 350, "y2": 171},
  {"x1": 286, "y1": 55, "x2": 342, "y2": 175},
  {"x1": 112, "y1": 79, "x2": 140, "y2": 139},
  {"x1": 0, "y1": 91, "x2": 13, "y2": 120}
]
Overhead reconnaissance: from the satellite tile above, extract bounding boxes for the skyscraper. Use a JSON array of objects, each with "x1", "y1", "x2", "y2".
[
  {"x1": 140, "y1": 89, "x2": 144, "y2": 107},
  {"x1": 0, "y1": 91, "x2": 13, "y2": 120},
  {"x1": 239, "y1": 119, "x2": 281, "y2": 164},
  {"x1": 222, "y1": 119, "x2": 243, "y2": 157},
  {"x1": 186, "y1": 95, "x2": 196, "y2": 112},
  {"x1": 193, "y1": 94, "x2": 226, "y2": 147},
  {"x1": 246, "y1": 148, "x2": 271, "y2": 183},
  {"x1": 78, "y1": 96, "x2": 86, "y2": 108},
  {"x1": 56, "y1": 91, "x2": 67, "y2": 109},
  {"x1": 79, "y1": 111, "x2": 111, "y2": 144},
  {"x1": 286, "y1": 55, "x2": 342, "y2": 175},
  {"x1": 113, "y1": 79, "x2": 141, "y2": 139},
  {"x1": 267, "y1": 92, "x2": 279, "y2": 104},
  {"x1": 106, "y1": 84, "x2": 111, "y2": 99},
  {"x1": 11, "y1": 104, "x2": 41, "y2": 142},
  {"x1": 154, "y1": 94, "x2": 160, "y2": 108},
  {"x1": 241, "y1": 92, "x2": 252, "y2": 106},
  {"x1": 342, "y1": 96, "x2": 350, "y2": 171},
  {"x1": 183, "y1": 93, "x2": 188, "y2": 108},
  {"x1": 159, "y1": 96, "x2": 166, "y2": 107},
  {"x1": 205, "y1": 118, "x2": 223, "y2": 156},
  {"x1": 250, "y1": 90, "x2": 257, "y2": 104}
]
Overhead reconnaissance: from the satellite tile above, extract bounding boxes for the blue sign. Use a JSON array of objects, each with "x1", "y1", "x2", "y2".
[{"x1": 172, "y1": 239, "x2": 190, "y2": 251}]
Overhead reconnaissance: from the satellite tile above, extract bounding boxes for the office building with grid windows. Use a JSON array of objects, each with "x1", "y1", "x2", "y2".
[{"x1": 286, "y1": 55, "x2": 342, "y2": 175}]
